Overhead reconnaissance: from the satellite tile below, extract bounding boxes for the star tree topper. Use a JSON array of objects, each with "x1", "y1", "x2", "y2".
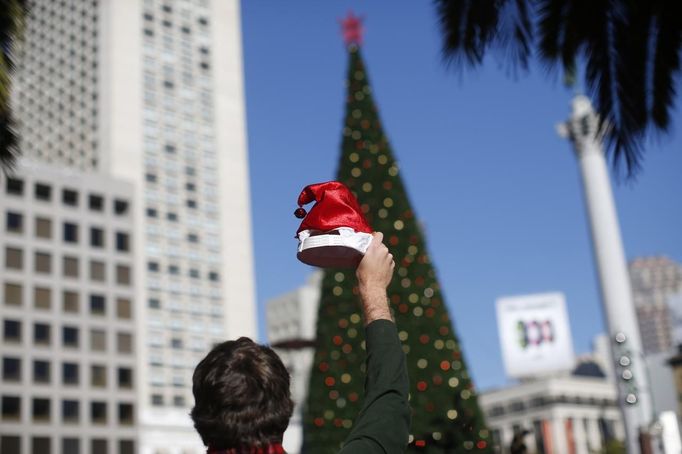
[{"x1": 341, "y1": 11, "x2": 364, "y2": 46}]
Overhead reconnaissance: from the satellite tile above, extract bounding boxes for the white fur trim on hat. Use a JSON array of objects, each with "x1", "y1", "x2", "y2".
[{"x1": 297, "y1": 228, "x2": 373, "y2": 268}]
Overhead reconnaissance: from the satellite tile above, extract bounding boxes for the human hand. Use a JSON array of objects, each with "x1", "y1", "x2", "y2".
[{"x1": 356, "y1": 232, "x2": 395, "y2": 324}]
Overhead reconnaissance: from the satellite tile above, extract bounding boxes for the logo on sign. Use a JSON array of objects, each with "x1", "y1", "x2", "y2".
[{"x1": 516, "y1": 320, "x2": 554, "y2": 349}]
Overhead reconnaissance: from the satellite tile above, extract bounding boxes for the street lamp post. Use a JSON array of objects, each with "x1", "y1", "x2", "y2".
[{"x1": 557, "y1": 95, "x2": 653, "y2": 453}]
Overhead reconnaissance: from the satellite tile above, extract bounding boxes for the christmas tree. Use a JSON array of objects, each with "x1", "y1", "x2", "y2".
[{"x1": 302, "y1": 14, "x2": 491, "y2": 453}]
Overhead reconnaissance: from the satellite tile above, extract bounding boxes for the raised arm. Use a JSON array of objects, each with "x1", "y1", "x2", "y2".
[{"x1": 339, "y1": 232, "x2": 410, "y2": 453}]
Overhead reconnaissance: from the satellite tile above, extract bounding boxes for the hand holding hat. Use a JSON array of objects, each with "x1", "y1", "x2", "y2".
[{"x1": 294, "y1": 181, "x2": 373, "y2": 268}]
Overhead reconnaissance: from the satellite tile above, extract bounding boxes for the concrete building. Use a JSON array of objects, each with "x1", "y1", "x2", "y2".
[
  {"x1": 629, "y1": 257, "x2": 682, "y2": 354},
  {"x1": 9, "y1": 1, "x2": 256, "y2": 452},
  {"x1": 479, "y1": 368, "x2": 625, "y2": 454},
  {"x1": 266, "y1": 272, "x2": 322, "y2": 454},
  {"x1": 1, "y1": 160, "x2": 137, "y2": 454}
]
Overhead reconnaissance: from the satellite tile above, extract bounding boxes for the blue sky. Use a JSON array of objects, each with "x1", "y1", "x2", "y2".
[{"x1": 240, "y1": 1, "x2": 682, "y2": 391}]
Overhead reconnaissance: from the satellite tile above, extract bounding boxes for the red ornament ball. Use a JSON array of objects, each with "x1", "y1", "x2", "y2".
[{"x1": 294, "y1": 207, "x2": 307, "y2": 218}]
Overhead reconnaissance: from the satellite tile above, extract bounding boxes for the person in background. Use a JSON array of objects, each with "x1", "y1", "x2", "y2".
[{"x1": 191, "y1": 232, "x2": 410, "y2": 453}]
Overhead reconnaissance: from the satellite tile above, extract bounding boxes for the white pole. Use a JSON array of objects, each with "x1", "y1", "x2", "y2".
[{"x1": 557, "y1": 95, "x2": 653, "y2": 454}]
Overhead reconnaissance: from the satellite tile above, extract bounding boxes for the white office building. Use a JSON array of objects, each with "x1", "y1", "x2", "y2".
[
  {"x1": 479, "y1": 366, "x2": 625, "y2": 454},
  {"x1": 1, "y1": 160, "x2": 137, "y2": 454},
  {"x1": 266, "y1": 272, "x2": 322, "y2": 454},
  {"x1": 10, "y1": 1, "x2": 256, "y2": 452}
]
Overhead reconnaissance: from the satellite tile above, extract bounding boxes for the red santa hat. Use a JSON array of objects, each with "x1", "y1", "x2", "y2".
[{"x1": 294, "y1": 181, "x2": 373, "y2": 268}]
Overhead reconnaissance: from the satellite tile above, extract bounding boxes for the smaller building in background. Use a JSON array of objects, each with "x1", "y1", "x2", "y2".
[
  {"x1": 266, "y1": 272, "x2": 322, "y2": 454},
  {"x1": 479, "y1": 362, "x2": 624, "y2": 454},
  {"x1": 629, "y1": 257, "x2": 682, "y2": 354},
  {"x1": 0, "y1": 160, "x2": 138, "y2": 454}
]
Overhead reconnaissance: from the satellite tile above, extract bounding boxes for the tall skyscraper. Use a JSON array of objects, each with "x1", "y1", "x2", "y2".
[
  {"x1": 629, "y1": 257, "x2": 682, "y2": 354},
  {"x1": 9, "y1": 1, "x2": 256, "y2": 452}
]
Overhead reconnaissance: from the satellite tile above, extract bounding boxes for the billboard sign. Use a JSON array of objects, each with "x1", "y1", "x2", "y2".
[{"x1": 496, "y1": 292, "x2": 575, "y2": 378}]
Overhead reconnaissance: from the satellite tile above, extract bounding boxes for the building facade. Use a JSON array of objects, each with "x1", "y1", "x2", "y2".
[
  {"x1": 629, "y1": 257, "x2": 682, "y2": 354},
  {"x1": 479, "y1": 374, "x2": 625, "y2": 454},
  {"x1": 9, "y1": 0, "x2": 256, "y2": 452},
  {"x1": 1, "y1": 160, "x2": 137, "y2": 454},
  {"x1": 266, "y1": 272, "x2": 322, "y2": 454}
]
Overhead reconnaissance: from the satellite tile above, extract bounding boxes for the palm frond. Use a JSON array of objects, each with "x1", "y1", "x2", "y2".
[
  {"x1": 436, "y1": 0, "x2": 506, "y2": 68},
  {"x1": 606, "y1": 1, "x2": 652, "y2": 175},
  {"x1": 437, "y1": 0, "x2": 682, "y2": 176},
  {"x1": 0, "y1": 0, "x2": 28, "y2": 174},
  {"x1": 650, "y1": 1, "x2": 682, "y2": 131}
]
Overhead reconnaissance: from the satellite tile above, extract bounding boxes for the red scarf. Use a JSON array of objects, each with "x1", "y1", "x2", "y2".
[{"x1": 207, "y1": 444, "x2": 285, "y2": 454}]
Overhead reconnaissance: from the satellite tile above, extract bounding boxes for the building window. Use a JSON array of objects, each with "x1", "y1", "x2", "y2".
[
  {"x1": 63, "y1": 222, "x2": 79, "y2": 243},
  {"x1": 62, "y1": 189, "x2": 78, "y2": 206},
  {"x1": 1, "y1": 438, "x2": 20, "y2": 454},
  {"x1": 209, "y1": 271, "x2": 220, "y2": 282},
  {"x1": 35, "y1": 217, "x2": 52, "y2": 238},
  {"x1": 90, "y1": 227, "x2": 104, "y2": 247},
  {"x1": 148, "y1": 298, "x2": 161, "y2": 309},
  {"x1": 5, "y1": 247, "x2": 23, "y2": 269},
  {"x1": 6, "y1": 211, "x2": 23, "y2": 233},
  {"x1": 1, "y1": 396, "x2": 21, "y2": 420},
  {"x1": 32, "y1": 398, "x2": 51, "y2": 422},
  {"x1": 187, "y1": 233, "x2": 199, "y2": 243},
  {"x1": 63, "y1": 291, "x2": 79, "y2": 312},
  {"x1": 63, "y1": 256, "x2": 79, "y2": 278},
  {"x1": 34, "y1": 287, "x2": 51, "y2": 310},
  {"x1": 4, "y1": 283, "x2": 22, "y2": 306},
  {"x1": 117, "y1": 298, "x2": 132, "y2": 319},
  {"x1": 116, "y1": 265, "x2": 131, "y2": 285},
  {"x1": 91, "y1": 365, "x2": 107, "y2": 387},
  {"x1": 90, "y1": 329, "x2": 106, "y2": 351},
  {"x1": 33, "y1": 360, "x2": 50, "y2": 384},
  {"x1": 35, "y1": 252, "x2": 52, "y2": 273},
  {"x1": 89, "y1": 194, "x2": 104, "y2": 211},
  {"x1": 62, "y1": 363, "x2": 79, "y2": 385},
  {"x1": 168, "y1": 264, "x2": 180, "y2": 275},
  {"x1": 148, "y1": 261, "x2": 159, "y2": 272},
  {"x1": 117, "y1": 332, "x2": 133, "y2": 353},
  {"x1": 119, "y1": 403, "x2": 134, "y2": 425},
  {"x1": 91, "y1": 401, "x2": 107, "y2": 424},
  {"x1": 62, "y1": 400, "x2": 79, "y2": 423},
  {"x1": 171, "y1": 338, "x2": 183, "y2": 349},
  {"x1": 186, "y1": 199, "x2": 197, "y2": 209},
  {"x1": 189, "y1": 268, "x2": 200, "y2": 279},
  {"x1": 2, "y1": 357, "x2": 21, "y2": 381},
  {"x1": 62, "y1": 326, "x2": 79, "y2": 348},
  {"x1": 91, "y1": 440, "x2": 108, "y2": 453},
  {"x1": 4, "y1": 319, "x2": 21, "y2": 342},
  {"x1": 35, "y1": 183, "x2": 52, "y2": 201},
  {"x1": 173, "y1": 395, "x2": 185, "y2": 407},
  {"x1": 114, "y1": 199, "x2": 129, "y2": 215},
  {"x1": 31, "y1": 437, "x2": 50, "y2": 453},
  {"x1": 167, "y1": 212, "x2": 178, "y2": 221},
  {"x1": 89, "y1": 260, "x2": 105, "y2": 282},
  {"x1": 118, "y1": 367, "x2": 133, "y2": 388},
  {"x1": 90, "y1": 294, "x2": 106, "y2": 315},
  {"x1": 151, "y1": 394, "x2": 163, "y2": 406},
  {"x1": 119, "y1": 440, "x2": 135, "y2": 454},
  {"x1": 116, "y1": 232, "x2": 130, "y2": 252},
  {"x1": 146, "y1": 207, "x2": 158, "y2": 218},
  {"x1": 34, "y1": 323, "x2": 50, "y2": 345},
  {"x1": 6, "y1": 178, "x2": 24, "y2": 195},
  {"x1": 62, "y1": 438, "x2": 80, "y2": 454}
]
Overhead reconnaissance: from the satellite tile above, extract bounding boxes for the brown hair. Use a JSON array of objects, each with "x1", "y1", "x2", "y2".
[{"x1": 191, "y1": 337, "x2": 294, "y2": 449}]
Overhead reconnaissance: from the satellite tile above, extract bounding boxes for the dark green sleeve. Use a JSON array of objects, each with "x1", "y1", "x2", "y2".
[{"x1": 339, "y1": 319, "x2": 410, "y2": 453}]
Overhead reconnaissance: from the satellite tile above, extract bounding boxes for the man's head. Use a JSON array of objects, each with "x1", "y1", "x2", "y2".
[{"x1": 191, "y1": 337, "x2": 294, "y2": 449}]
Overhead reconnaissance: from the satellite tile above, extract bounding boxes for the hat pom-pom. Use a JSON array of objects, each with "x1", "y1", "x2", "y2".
[{"x1": 294, "y1": 207, "x2": 307, "y2": 219}]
